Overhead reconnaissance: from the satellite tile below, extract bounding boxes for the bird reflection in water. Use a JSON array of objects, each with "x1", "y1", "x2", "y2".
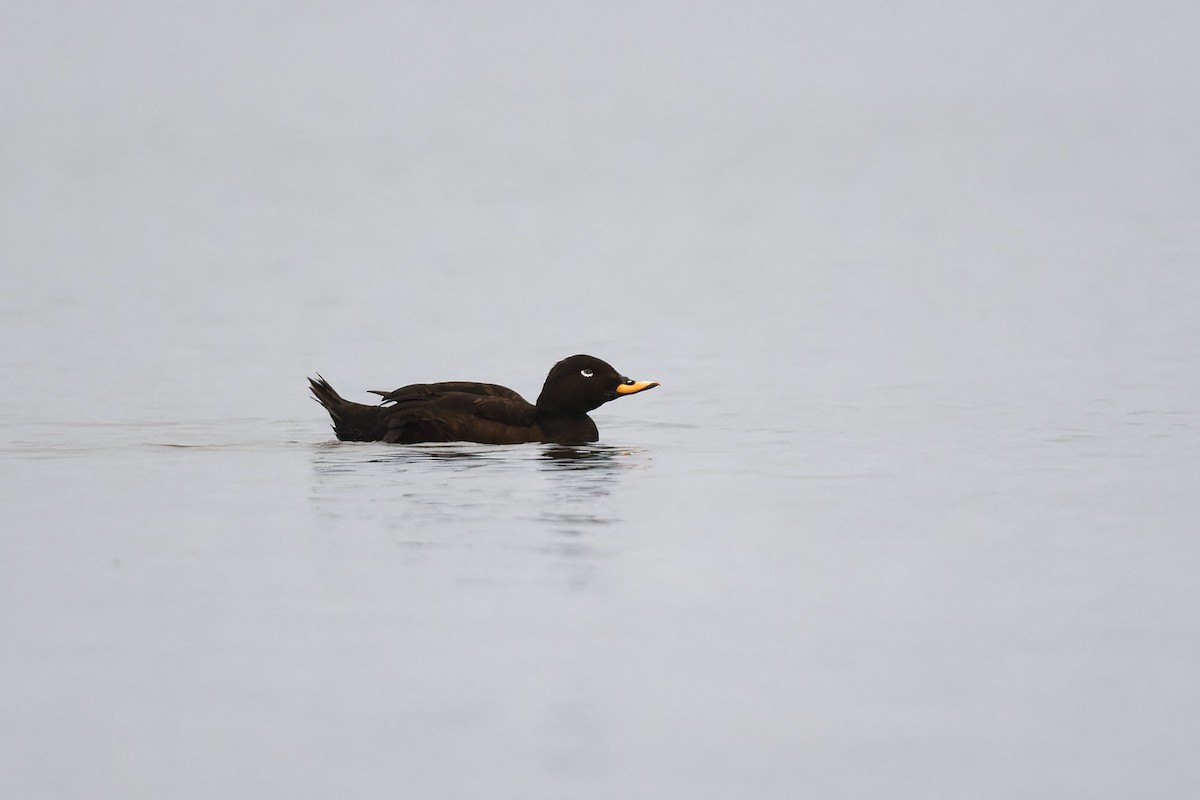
[
  {"x1": 537, "y1": 445, "x2": 646, "y2": 528},
  {"x1": 536, "y1": 444, "x2": 647, "y2": 589},
  {"x1": 309, "y1": 442, "x2": 650, "y2": 586},
  {"x1": 540, "y1": 444, "x2": 624, "y2": 470}
]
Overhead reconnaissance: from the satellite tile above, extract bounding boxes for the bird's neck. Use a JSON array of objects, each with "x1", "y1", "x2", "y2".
[{"x1": 535, "y1": 409, "x2": 599, "y2": 443}]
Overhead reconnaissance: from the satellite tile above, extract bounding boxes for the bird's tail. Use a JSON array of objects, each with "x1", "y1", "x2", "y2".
[{"x1": 308, "y1": 375, "x2": 391, "y2": 442}]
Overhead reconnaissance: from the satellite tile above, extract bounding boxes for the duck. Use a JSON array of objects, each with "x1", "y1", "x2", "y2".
[{"x1": 309, "y1": 354, "x2": 659, "y2": 444}]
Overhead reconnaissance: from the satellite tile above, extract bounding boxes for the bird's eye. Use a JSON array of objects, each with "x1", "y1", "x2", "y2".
[{"x1": 580, "y1": 369, "x2": 594, "y2": 378}]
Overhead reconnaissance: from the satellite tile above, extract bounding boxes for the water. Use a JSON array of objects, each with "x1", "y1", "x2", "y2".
[{"x1": 3, "y1": 2, "x2": 1199, "y2": 798}]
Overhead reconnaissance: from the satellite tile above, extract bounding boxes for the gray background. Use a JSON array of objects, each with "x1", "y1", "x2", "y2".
[{"x1": 3, "y1": 2, "x2": 1198, "y2": 798}]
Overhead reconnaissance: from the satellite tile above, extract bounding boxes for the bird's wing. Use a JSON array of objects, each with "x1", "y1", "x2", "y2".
[
  {"x1": 380, "y1": 390, "x2": 538, "y2": 444},
  {"x1": 370, "y1": 381, "x2": 526, "y2": 405}
]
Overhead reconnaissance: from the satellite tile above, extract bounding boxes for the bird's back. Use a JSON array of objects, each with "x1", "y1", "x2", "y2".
[{"x1": 375, "y1": 383, "x2": 542, "y2": 444}]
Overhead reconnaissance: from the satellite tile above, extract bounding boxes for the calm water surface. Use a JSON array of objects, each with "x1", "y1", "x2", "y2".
[{"x1": 3, "y1": 2, "x2": 1199, "y2": 798}]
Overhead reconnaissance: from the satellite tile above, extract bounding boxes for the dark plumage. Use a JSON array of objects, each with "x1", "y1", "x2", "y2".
[{"x1": 309, "y1": 354, "x2": 659, "y2": 444}]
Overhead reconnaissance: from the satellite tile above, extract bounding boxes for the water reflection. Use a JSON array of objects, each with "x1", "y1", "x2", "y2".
[
  {"x1": 539, "y1": 444, "x2": 627, "y2": 471},
  {"x1": 311, "y1": 441, "x2": 523, "y2": 472},
  {"x1": 309, "y1": 441, "x2": 646, "y2": 477},
  {"x1": 536, "y1": 444, "x2": 646, "y2": 535},
  {"x1": 307, "y1": 441, "x2": 652, "y2": 588}
]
